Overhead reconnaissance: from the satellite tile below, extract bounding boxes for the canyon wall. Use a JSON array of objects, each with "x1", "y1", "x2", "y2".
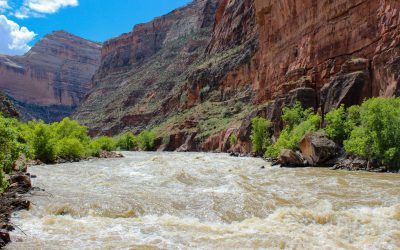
[
  {"x1": 75, "y1": 0, "x2": 400, "y2": 153},
  {"x1": 74, "y1": 0, "x2": 220, "y2": 135},
  {"x1": 0, "y1": 31, "x2": 101, "y2": 122}
]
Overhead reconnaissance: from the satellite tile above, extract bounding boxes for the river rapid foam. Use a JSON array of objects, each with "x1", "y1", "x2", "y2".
[{"x1": 7, "y1": 152, "x2": 400, "y2": 249}]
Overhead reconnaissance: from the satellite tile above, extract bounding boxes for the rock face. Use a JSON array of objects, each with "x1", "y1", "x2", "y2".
[
  {"x1": 75, "y1": 0, "x2": 400, "y2": 153},
  {"x1": 0, "y1": 31, "x2": 101, "y2": 122},
  {"x1": 74, "y1": 0, "x2": 220, "y2": 135}
]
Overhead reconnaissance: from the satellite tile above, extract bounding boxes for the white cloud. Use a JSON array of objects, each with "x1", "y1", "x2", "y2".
[
  {"x1": 27, "y1": 0, "x2": 78, "y2": 14},
  {"x1": 0, "y1": 0, "x2": 10, "y2": 12},
  {"x1": 0, "y1": 15, "x2": 36, "y2": 55},
  {"x1": 15, "y1": 0, "x2": 78, "y2": 18}
]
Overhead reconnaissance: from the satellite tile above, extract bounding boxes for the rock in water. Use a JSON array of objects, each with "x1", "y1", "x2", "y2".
[
  {"x1": 278, "y1": 149, "x2": 307, "y2": 167},
  {"x1": 299, "y1": 132, "x2": 338, "y2": 166}
]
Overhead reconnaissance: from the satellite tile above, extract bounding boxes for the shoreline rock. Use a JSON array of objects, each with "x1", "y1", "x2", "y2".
[{"x1": 0, "y1": 172, "x2": 32, "y2": 248}]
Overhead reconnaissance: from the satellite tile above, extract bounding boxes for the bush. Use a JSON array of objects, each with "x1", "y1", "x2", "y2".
[
  {"x1": 282, "y1": 102, "x2": 313, "y2": 129},
  {"x1": 137, "y1": 130, "x2": 156, "y2": 151},
  {"x1": 250, "y1": 117, "x2": 272, "y2": 155},
  {"x1": 324, "y1": 105, "x2": 360, "y2": 143},
  {"x1": 91, "y1": 136, "x2": 116, "y2": 152},
  {"x1": 344, "y1": 97, "x2": 400, "y2": 170},
  {"x1": 0, "y1": 115, "x2": 25, "y2": 192},
  {"x1": 56, "y1": 137, "x2": 86, "y2": 160},
  {"x1": 234, "y1": 101, "x2": 243, "y2": 113},
  {"x1": 20, "y1": 118, "x2": 98, "y2": 162},
  {"x1": 221, "y1": 108, "x2": 231, "y2": 118},
  {"x1": 115, "y1": 132, "x2": 137, "y2": 150},
  {"x1": 229, "y1": 133, "x2": 237, "y2": 147},
  {"x1": 266, "y1": 114, "x2": 321, "y2": 158},
  {"x1": 30, "y1": 122, "x2": 58, "y2": 163}
]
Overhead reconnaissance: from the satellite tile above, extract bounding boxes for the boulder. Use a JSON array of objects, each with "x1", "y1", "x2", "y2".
[
  {"x1": 278, "y1": 149, "x2": 307, "y2": 167},
  {"x1": 299, "y1": 132, "x2": 338, "y2": 166},
  {"x1": 10, "y1": 173, "x2": 32, "y2": 193}
]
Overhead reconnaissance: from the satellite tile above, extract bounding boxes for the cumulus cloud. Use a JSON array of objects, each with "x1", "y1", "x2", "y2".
[
  {"x1": 15, "y1": 0, "x2": 78, "y2": 18},
  {"x1": 0, "y1": 15, "x2": 36, "y2": 55},
  {"x1": 0, "y1": 0, "x2": 10, "y2": 12}
]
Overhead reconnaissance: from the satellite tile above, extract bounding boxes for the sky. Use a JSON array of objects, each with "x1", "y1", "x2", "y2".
[{"x1": 0, "y1": 0, "x2": 192, "y2": 55}]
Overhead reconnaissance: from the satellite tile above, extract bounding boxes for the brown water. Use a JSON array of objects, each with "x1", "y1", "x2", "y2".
[{"x1": 7, "y1": 152, "x2": 400, "y2": 249}]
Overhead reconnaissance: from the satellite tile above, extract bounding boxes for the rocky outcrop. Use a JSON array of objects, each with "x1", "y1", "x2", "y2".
[
  {"x1": 75, "y1": 0, "x2": 400, "y2": 153},
  {"x1": 0, "y1": 31, "x2": 101, "y2": 122},
  {"x1": 278, "y1": 149, "x2": 307, "y2": 167},
  {"x1": 0, "y1": 92, "x2": 19, "y2": 118},
  {"x1": 299, "y1": 132, "x2": 338, "y2": 166}
]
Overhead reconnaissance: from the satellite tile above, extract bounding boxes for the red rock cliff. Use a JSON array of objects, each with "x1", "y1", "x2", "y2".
[{"x1": 0, "y1": 31, "x2": 101, "y2": 121}]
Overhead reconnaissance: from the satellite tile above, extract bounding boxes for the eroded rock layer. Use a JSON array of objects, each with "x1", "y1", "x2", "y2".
[
  {"x1": 0, "y1": 31, "x2": 101, "y2": 122},
  {"x1": 75, "y1": 0, "x2": 400, "y2": 153}
]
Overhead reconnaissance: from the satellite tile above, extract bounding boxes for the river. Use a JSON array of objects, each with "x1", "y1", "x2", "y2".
[{"x1": 6, "y1": 152, "x2": 400, "y2": 249}]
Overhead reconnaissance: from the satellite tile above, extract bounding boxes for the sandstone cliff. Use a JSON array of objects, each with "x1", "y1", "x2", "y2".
[
  {"x1": 0, "y1": 31, "x2": 101, "y2": 122},
  {"x1": 75, "y1": 0, "x2": 400, "y2": 153},
  {"x1": 74, "y1": 0, "x2": 220, "y2": 135}
]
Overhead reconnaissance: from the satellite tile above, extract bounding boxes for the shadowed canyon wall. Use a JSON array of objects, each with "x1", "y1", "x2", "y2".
[{"x1": 0, "y1": 31, "x2": 101, "y2": 122}]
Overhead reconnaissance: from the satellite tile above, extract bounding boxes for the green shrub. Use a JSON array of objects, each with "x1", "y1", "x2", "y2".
[
  {"x1": 115, "y1": 132, "x2": 137, "y2": 150},
  {"x1": 19, "y1": 118, "x2": 92, "y2": 163},
  {"x1": 221, "y1": 108, "x2": 231, "y2": 118},
  {"x1": 234, "y1": 101, "x2": 243, "y2": 113},
  {"x1": 266, "y1": 111, "x2": 321, "y2": 158},
  {"x1": 229, "y1": 133, "x2": 237, "y2": 147},
  {"x1": 344, "y1": 97, "x2": 400, "y2": 170},
  {"x1": 137, "y1": 130, "x2": 156, "y2": 151},
  {"x1": 56, "y1": 137, "x2": 86, "y2": 160},
  {"x1": 324, "y1": 105, "x2": 359, "y2": 143},
  {"x1": 0, "y1": 115, "x2": 25, "y2": 192},
  {"x1": 30, "y1": 122, "x2": 58, "y2": 163},
  {"x1": 282, "y1": 102, "x2": 313, "y2": 130},
  {"x1": 250, "y1": 117, "x2": 272, "y2": 155},
  {"x1": 92, "y1": 137, "x2": 116, "y2": 151}
]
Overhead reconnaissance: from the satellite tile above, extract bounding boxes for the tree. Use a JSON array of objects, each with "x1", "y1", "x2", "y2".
[{"x1": 250, "y1": 117, "x2": 271, "y2": 155}]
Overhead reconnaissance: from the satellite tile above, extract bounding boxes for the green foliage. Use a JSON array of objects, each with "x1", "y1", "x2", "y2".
[
  {"x1": 324, "y1": 105, "x2": 360, "y2": 143},
  {"x1": 229, "y1": 133, "x2": 237, "y2": 147},
  {"x1": 234, "y1": 101, "x2": 243, "y2": 113},
  {"x1": 344, "y1": 97, "x2": 400, "y2": 170},
  {"x1": 30, "y1": 122, "x2": 58, "y2": 163},
  {"x1": 0, "y1": 114, "x2": 24, "y2": 192},
  {"x1": 56, "y1": 137, "x2": 86, "y2": 160},
  {"x1": 266, "y1": 103, "x2": 321, "y2": 158},
  {"x1": 115, "y1": 132, "x2": 137, "y2": 150},
  {"x1": 92, "y1": 136, "x2": 116, "y2": 151},
  {"x1": 282, "y1": 102, "x2": 313, "y2": 130},
  {"x1": 250, "y1": 117, "x2": 272, "y2": 155},
  {"x1": 18, "y1": 117, "x2": 112, "y2": 163},
  {"x1": 137, "y1": 130, "x2": 156, "y2": 151},
  {"x1": 221, "y1": 108, "x2": 231, "y2": 118}
]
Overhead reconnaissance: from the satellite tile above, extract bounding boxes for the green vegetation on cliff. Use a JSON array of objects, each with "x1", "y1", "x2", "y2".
[
  {"x1": 265, "y1": 102, "x2": 321, "y2": 158},
  {"x1": 250, "y1": 97, "x2": 400, "y2": 171}
]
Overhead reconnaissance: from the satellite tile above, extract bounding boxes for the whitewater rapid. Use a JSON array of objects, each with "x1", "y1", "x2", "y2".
[{"x1": 7, "y1": 152, "x2": 400, "y2": 249}]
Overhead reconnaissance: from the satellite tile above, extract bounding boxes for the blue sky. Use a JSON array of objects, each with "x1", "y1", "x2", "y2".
[{"x1": 0, "y1": 0, "x2": 191, "y2": 55}]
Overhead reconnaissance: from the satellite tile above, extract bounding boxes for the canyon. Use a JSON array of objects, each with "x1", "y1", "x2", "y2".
[
  {"x1": 74, "y1": 0, "x2": 400, "y2": 153},
  {"x1": 0, "y1": 31, "x2": 101, "y2": 122},
  {"x1": 1, "y1": 0, "x2": 399, "y2": 153}
]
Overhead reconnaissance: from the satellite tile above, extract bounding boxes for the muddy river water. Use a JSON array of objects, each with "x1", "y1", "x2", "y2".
[{"x1": 6, "y1": 152, "x2": 400, "y2": 249}]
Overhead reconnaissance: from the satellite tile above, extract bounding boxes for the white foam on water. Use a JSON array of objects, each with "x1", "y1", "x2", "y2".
[{"x1": 6, "y1": 152, "x2": 400, "y2": 250}]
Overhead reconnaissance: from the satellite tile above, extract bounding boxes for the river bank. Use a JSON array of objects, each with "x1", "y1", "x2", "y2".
[{"x1": 0, "y1": 172, "x2": 31, "y2": 248}]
